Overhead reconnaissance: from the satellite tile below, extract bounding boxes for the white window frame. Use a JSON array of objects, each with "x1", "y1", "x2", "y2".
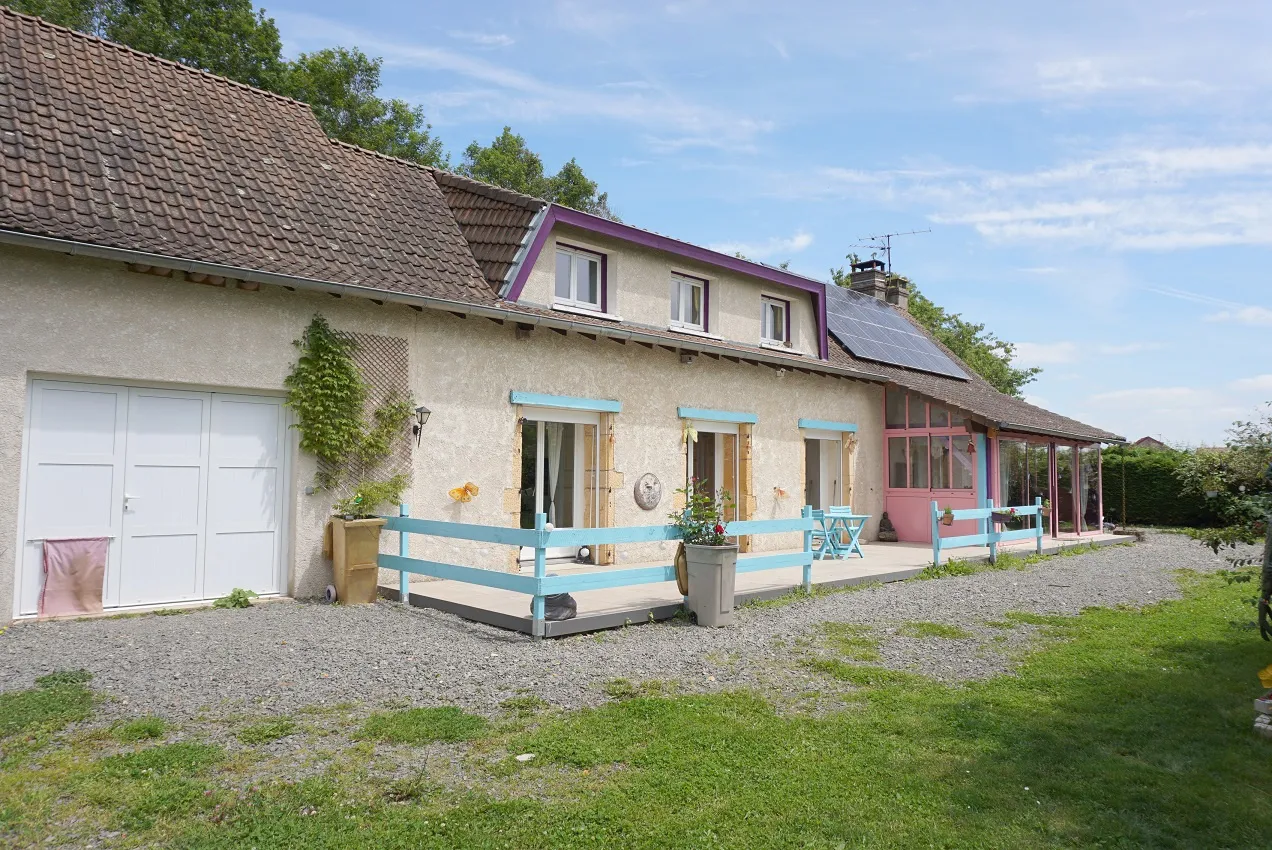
[
  {"x1": 669, "y1": 274, "x2": 706, "y2": 332},
  {"x1": 761, "y1": 297, "x2": 789, "y2": 345},
  {"x1": 554, "y1": 246, "x2": 603, "y2": 311}
]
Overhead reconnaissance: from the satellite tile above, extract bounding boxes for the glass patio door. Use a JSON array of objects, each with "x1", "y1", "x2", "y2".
[
  {"x1": 686, "y1": 421, "x2": 739, "y2": 522},
  {"x1": 518, "y1": 408, "x2": 598, "y2": 563},
  {"x1": 804, "y1": 434, "x2": 842, "y2": 510}
]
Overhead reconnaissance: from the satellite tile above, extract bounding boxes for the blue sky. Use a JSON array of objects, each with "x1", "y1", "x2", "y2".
[{"x1": 273, "y1": 0, "x2": 1271, "y2": 445}]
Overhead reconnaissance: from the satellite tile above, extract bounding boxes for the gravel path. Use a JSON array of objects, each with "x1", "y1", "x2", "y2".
[{"x1": 0, "y1": 532, "x2": 1252, "y2": 721}]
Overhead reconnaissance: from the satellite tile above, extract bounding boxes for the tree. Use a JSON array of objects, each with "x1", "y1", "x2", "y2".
[
  {"x1": 11, "y1": 0, "x2": 286, "y2": 89},
  {"x1": 282, "y1": 48, "x2": 446, "y2": 167},
  {"x1": 460, "y1": 127, "x2": 616, "y2": 218},
  {"x1": 830, "y1": 265, "x2": 1040, "y2": 397},
  {"x1": 9, "y1": 0, "x2": 444, "y2": 166},
  {"x1": 1175, "y1": 405, "x2": 1272, "y2": 639}
]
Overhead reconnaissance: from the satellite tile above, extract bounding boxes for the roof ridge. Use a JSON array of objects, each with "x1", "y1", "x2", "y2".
[
  {"x1": 427, "y1": 168, "x2": 547, "y2": 211},
  {"x1": 0, "y1": 6, "x2": 313, "y2": 113}
]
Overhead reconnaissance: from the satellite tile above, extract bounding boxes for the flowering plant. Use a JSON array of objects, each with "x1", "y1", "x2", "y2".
[{"x1": 669, "y1": 478, "x2": 734, "y2": 546}]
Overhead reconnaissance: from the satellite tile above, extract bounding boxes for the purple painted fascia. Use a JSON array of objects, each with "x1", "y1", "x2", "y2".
[{"x1": 506, "y1": 205, "x2": 830, "y2": 359}]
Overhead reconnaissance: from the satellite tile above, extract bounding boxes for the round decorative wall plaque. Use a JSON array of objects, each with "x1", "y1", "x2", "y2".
[{"x1": 633, "y1": 473, "x2": 663, "y2": 510}]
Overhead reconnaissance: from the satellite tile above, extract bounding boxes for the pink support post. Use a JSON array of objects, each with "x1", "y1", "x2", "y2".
[{"x1": 1097, "y1": 445, "x2": 1104, "y2": 533}]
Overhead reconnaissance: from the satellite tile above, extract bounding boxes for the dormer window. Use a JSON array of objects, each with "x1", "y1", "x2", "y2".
[
  {"x1": 555, "y1": 245, "x2": 603, "y2": 311},
  {"x1": 761, "y1": 296, "x2": 789, "y2": 346},
  {"x1": 670, "y1": 273, "x2": 706, "y2": 332}
]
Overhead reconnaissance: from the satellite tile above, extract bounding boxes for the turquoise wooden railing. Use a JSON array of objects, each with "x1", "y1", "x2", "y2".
[
  {"x1": 380, "y1": 505, "x2": 816, "y2": 637},
  {"x1": 930, "y1": 497, "x2": 1045, "y2": 567}
]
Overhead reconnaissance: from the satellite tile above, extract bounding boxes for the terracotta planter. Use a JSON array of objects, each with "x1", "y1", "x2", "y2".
[
  {"x1": 941, "y1": 513, "x2": 954, "y2": 527},
  {"x1": 685, "y1": 543, "x2": 738, "y2": 627},
  {"x1": 326, "y1": 516, "x2": 386, "y2": 604}
]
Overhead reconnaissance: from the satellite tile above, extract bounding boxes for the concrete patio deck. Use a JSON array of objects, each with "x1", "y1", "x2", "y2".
[{"x1": 384, "y1": 532, "x2": 1134, "y2": 637}]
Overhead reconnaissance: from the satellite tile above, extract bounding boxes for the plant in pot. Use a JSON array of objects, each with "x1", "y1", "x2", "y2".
[
  {"x1": 323, "y1": 476, "x2": 408, "y2": 604},
  {"x1": 991, "y1": 506, "x2": 1019, "y2": 525},
  {"x1": 286, "y1": 314, "x2": 416, "y2": 605},
  {"x1": 941, "y1": 506, "x2": 955, "y2": 527},
  {"x1": 669, "y1": 479, "x2": 737, "y2": 627},
  {"x1": 1040, "y1": 499, "x2": 1052, "y2": 519}
]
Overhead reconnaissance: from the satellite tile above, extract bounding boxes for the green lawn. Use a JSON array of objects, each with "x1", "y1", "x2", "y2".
[{"x1": 3, "y1": 567, "x2": 1271, "y2": 848}]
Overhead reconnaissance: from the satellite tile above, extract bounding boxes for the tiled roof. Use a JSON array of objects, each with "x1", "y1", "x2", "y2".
[
  {"x1": 0, "y1": 8, "x2": 494, "y2": 304},
  {"x1": 429, "y1": 169, "x2": 544, "y2": 290},
  {"x1": 824, "y1": 290, "x2": 1123, "y2": 442}
]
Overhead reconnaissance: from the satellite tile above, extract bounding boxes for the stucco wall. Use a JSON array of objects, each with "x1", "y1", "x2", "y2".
[
  {"x1": 0, "y1": 245, "x2": 882, "y2": 624},
  {"x1": 518, "y1": 224, "x2": 821, "y2": 357}
]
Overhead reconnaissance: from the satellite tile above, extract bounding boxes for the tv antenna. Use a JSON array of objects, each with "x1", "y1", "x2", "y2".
[{"x1": 849, "y1": 229, "x2": 931, "y2": 273}]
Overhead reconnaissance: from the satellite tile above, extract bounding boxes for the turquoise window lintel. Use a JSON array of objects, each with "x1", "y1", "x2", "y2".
[
  {"x1": 677, "y1": 407, "x2": 758, "y2": 424},
  {"x1": 510, "y1": 391, "x2": 621, "y2": 413},
  {"x1": 797, "y1": 418, "x2": 858, "y2": 433}
]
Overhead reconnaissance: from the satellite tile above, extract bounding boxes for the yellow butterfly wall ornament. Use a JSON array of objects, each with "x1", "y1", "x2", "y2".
[
  {"x1": 681, "y1": 421, "x2": 698, "y2": 447},
  {"x1": 448, "y1": 482, "x2": 480, "y2": 502}
]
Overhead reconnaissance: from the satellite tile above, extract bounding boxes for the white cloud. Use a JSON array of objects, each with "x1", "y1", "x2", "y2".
[
  {"x1": 1077, "y1": 378, "x2": 1271, "y2": 446},
  {"x1": 1231, "y1": 375, "x2": 1272, "y2": 393},
  {"x1": 275, "y1": 11, "x2": 771, "y2": 152},
  {"x1": 447, "y1": 31, "x2": 515, "y2": 47},
  {"x1": 1205, "y1": 306, "x2": 1272, "y2": 327},
  {"x1": 1097, "y1": 342, "x2": 1163, "y2": 356},
  {"x1": 771, "y1": 141, "x2": 1272, "y2": 251},
  {"x1": 708, "y1": 231, "x2": 814, "y2": 260},
  {"x1": 1013, "y1": 341, "x2": 1080, "y2": 366}
]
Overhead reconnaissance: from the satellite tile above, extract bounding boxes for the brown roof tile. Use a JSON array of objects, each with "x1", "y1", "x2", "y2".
[
  {"x1": 0, "y1": 8, "x2": 494, "y2": 304},
  {"x1": 429, "y1": 169, "x2": 544, "y2": 290}
]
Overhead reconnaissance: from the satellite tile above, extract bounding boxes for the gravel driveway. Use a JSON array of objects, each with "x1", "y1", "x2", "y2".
[{"x1": 0, "y1": 532, "x2": 1250, "y2": 720}]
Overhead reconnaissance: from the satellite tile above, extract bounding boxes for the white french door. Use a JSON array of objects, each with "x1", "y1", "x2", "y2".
[
  {"x1": 803, "y1": 431, "x2": 843, "y2": 510},
  {"x1": 518, "y1": 406, "x2": 598, "y2": 563},
  {"x1": 686, "y1": 420, "x2": 740, "y2": 520},
  {"x1": 15, "y1": 380, "x2": 289, "y2": 616}
]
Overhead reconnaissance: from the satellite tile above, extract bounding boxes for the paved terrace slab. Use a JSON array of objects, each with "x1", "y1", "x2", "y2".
[{"x1": 385, "y1": 532, "x2": 1132, "y2": 637}]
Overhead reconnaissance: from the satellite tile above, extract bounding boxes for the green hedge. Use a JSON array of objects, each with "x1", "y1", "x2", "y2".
[{"x1": 1101, "y1": 447, "x2": 1221, "y2": 528}]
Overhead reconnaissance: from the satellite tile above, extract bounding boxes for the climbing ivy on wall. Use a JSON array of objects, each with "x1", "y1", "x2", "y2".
[{"x1": 284, "y1": 314, "x2": 414, "y2": 514}]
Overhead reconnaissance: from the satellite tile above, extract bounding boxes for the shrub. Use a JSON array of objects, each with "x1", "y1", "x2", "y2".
[
  {"x1": 1101, "y1": 446, "x2": 1221, "y2": 528},
  {"x1": 356, "y1": 707, "x2": 487, "y2": 744}
]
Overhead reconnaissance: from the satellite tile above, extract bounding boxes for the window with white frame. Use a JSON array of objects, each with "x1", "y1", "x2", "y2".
[
  {"x1": 554, "y1": 246, "x2": 603, "y2": 311},
  {"x1": 761, "y1": 297, "x2": 788, "y2": 345},
  {"x1": 669, "y1": 274, "x2": 705, "y2": 331}
]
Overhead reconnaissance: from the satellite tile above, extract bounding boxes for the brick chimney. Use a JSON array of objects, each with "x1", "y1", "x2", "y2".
[
  {"x1": 849, "y1": 259, "x2": 887, "y2": 300},
  {"x1": 849, "y1": 259, "x2": 909, "y2": 312},
  {"x1": 885, "y1": 277, "x2": 909, "y2": 312}
]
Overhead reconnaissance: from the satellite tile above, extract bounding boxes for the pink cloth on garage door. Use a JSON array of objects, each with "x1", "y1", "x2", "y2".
[{"x1": 39, "y1": 538, "x2": 108, "y2": 618}]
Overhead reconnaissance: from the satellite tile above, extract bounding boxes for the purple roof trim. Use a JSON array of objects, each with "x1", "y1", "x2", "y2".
[{"x1": 505, "y1": 205, "x2": 829, "y2": 360}]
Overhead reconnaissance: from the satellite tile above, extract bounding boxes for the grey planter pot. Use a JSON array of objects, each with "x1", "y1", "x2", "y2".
[{"x1": 685, "y1": 543, "x2": 738, "y2": 627}]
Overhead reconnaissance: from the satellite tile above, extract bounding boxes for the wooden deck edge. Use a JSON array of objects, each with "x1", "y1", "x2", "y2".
[{"x1": 379, "y1": 534, "x2": 1136, "y2": 638}]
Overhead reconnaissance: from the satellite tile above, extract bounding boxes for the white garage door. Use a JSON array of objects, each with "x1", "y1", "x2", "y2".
[{"x1": 15, "y1": 380, "x2": 289, "y2": 616}]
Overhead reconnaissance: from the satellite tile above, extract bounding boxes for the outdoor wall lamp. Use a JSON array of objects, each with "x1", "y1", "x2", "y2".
[{"x1": 413, "y1": 404, "x2": 431, "y2": 446}]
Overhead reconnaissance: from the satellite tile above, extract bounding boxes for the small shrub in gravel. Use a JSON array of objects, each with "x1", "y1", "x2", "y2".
[
  {"x1": 802, "y1": 658, "x2": 926, "y2": 688},
  {"x1": 356, "y1": 707, "x2": 487, "y2": 744},
  {"x1": 1, "y1": 670, "x2": 94, "y2": 737},
  {"x1": 116, "y1": 716, "x2": 167, "y2": 743},
  {"x1": 819, "y1": 623, "x2": 881, "y2": 661},
  {"x1": 212, "y1": 588, "x2": 258, "y2": 609},
  {"x1": 898, "y1": 622, "x2": 973, "y2": 640},
  {"x1": 98, "y1": 742, "x2": 222, "y2": 778},
  {"x1": 238, "y1": 718, "x2": 296, "y2": 745},
  {"x1": 501, "y1": 694, "x2": 550, "y2": 716},
  {"x1": 1003, "y1": 611, "x2": 1067, "y2": 626},
  {"x1": 35, "y1": 669, "x2": 92, "y2": 687}
]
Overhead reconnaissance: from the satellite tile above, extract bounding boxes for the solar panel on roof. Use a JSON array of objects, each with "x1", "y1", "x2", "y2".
[{"x1": 825, "y1": 284, "x2": 968, "y2": 379}]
